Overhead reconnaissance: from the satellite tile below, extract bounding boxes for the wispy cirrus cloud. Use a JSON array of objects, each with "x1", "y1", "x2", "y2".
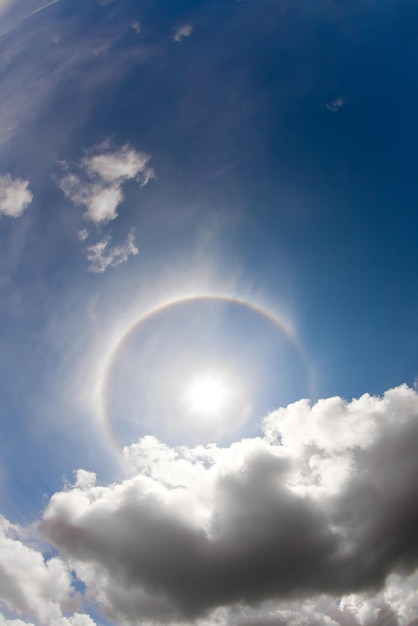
[
  {"x1": 85, "y1": 227, "x2": 138, "y2": 273},
  {"x1": 0, "y1": 0, "x2": 13, "y2": 19},
  {"x1": 58, "y1": 144, "x2": 154, "y2": 225},
  {"x1": 0, "y1": 0, "x2": 61, "y2": 42},
  {"x1": 0, "y1": 173, "x2": 33, "y2": 217}
]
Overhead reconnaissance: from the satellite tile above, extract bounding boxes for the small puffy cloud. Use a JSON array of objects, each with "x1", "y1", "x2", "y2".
[
  {"x1": 85, "y1": 185, "x2": 123, "y2": 224},
  {"x1": 68, "y1": 617, "x2": 98, "y2": 626},
  {"x1": 0, "y1": 174, "x2": 33, "y2": 218},
  {"x1": 173, "y1": 23, "x2": 193, "y2": 42},
  {"x1": 325, "y1": 96, "x2": 346, "y2": 112},
  {"x1": 58, "y1": 144, "x2": 154, "y2": 225},
  {"x1": 76, "y1": 228, "x2": 89, "y2": 241},
  {"x1": 41, "y1": 385, "x2": 418, "y2": 625},
  {"x1": 131, "y1": 20, "x2": 141, "y2": 34},
  {"x1": 85, "y1": 228, "x2": 138, "y2": 273},
  {"x1": 84, "y1": 146, "x2": 150, "y2": 183}
]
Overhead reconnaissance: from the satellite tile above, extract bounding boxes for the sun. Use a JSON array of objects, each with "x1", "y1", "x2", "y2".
[
  {"x1": 183, "y1": 374, "x2": 228, "y2": 415},
  {"x1": 179, "y1": 369, "x2": 251, "y2": 441}
]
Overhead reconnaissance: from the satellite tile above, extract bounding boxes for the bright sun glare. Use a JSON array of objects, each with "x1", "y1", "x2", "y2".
[{"x1": 184, "y1": 374, "x2": 228, "y2": 415}]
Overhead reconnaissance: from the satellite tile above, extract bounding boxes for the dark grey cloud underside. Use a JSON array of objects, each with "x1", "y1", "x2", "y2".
[{"x1": 42, "y1": 404, "x2": 418, "y2": 622}]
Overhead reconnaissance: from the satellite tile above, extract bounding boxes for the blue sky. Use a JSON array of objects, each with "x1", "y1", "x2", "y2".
[{"x1": 1, "y1": 1, "x2": 418, "y2": 625}]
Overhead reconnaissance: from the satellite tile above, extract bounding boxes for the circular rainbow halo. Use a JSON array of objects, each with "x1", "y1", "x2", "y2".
[{"x1": 99, "y1": 294, "x2": 312, "y2": 450}]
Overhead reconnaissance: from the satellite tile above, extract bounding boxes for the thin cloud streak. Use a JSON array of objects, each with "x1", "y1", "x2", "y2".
[{"x1": 0, "y1": 0, "x2": 61, "y2": 41}]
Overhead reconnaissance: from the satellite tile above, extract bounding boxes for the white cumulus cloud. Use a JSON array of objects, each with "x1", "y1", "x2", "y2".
[
  {"x1": 85, "y1": 228, "x2": 139, "y2": 273},
  {"x1": 40, "y1": 385, "x2": 418, "y2": 626},
  {"x1": 0, "y1": 516, "x2": 75, "y2": 624},
  {"x1": 0, "y1": 613, "x2": 98, "y2": 626},
  {"x1": 58, "y1": 144, "x2": 154, "y2": 225},
  {"x1": 0, "y1": 174, "x2": 33, "y2": 217}
]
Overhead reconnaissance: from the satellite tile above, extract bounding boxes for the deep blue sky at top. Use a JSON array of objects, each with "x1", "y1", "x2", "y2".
[
  {"x1": 0, "y1": 0, "x2": 418, "y2": 520},
  {"x1": 19, "y1": 0, "x2": 418, "y2": 389}
]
